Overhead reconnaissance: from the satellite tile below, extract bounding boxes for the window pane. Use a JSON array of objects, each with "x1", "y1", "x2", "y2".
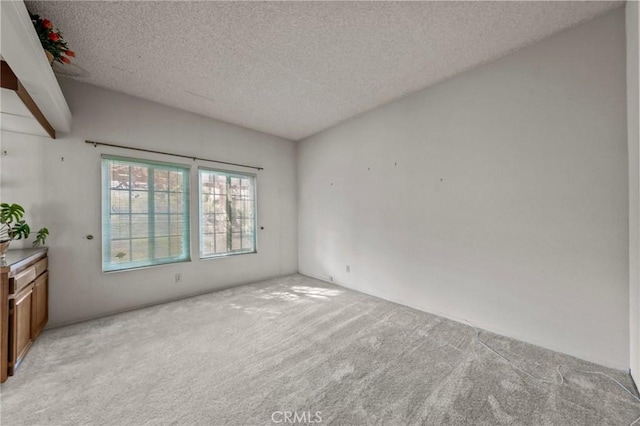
[
  {"x1": 215, "y1": 214, "x2": 227, "y2": 232},
  {"x1": 202, "y1": 194, "x2": 215, "y2": 214},
  {"x1": 131, "y1": 191, "x2": 148, "y2": 213},
  {"x1": 131, "y1": 238, "x2": 149, "y2": 261},
  {"x1": 242, "y1": 219, "x2": 253, "y2": 235},
  {"x1": 110, "y1": 191, "x2": 129, "y2": 213},
  {"x1": 169, "y1": 236, "x2": 184, "y2": 256},
  {"x1": 202, "y1": 214, "x2": 215, "y2": 234},
  {"x1": 170, "y1": 171, "x2": 183, "y2": 192},
  {"x1": 170, "y1": 193, "x2": 183, "y2": 212},
  {"x1": 154, "y1": 170, "x2": 169, "y2": 191},
  {"x1": 199, "y1": 169, "x2": 255, "y2": 258},
  {"x1": 155, "y1": 237, "x2": 170, "y2": 258},
  {"x1": 215, "y1": 177, "x2": 227, "y2": 195},
  {"x1": 201, "y1": 180, "x2": 215, "y2": 195},
  {"x1": 231, "y1": 233, "x2": 242, "y2": 250},
  {"x1": 111, "y1": 240, "x2": 130, "y2": 263},
  {"x1": 111, "y1": 165, "x2": 130, "y2": 189},
  {"x1": 110, "y1": 215, "x2": 130, "y2": 239},
  {"x1": 131, "y1": 166, "x2": 148, "y2": 190},
  {"x1": 215, "y1": 193, "x2": 226, "y2": 211},
  {"x1": 202, "y1": 236, "x2": 215, "y2": 257},
  {"x1": 155, "y1": 214, "x2": 169, "y2": 237},
  {"x1": 215, "y1": 233, "x2": 228, "y2": 254},
  {"x1": 103, "y1": 157, "x2": 190, "y2": 272},
  {"x1": 171, "y1": 215, "x2": 186, "y2": 236},
  {"x1": 242, "y1": 235, "x2": 253, "y2": 250},
  {"x1": 155, "y1": 193, "x2": 169, "y2": 213},
  {"x1": 131, "y1": 215, "x2": 148, "y2": 238}
]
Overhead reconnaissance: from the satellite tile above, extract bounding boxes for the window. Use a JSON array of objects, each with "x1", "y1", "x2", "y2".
[
  {"x1": 199, "y1": 168, "x2": 256, "y2": 258},
  {"x1": 102, "y1": 156, "x2": 190, "y2": 272}
]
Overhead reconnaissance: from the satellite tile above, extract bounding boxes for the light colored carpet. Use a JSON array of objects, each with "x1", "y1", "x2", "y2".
[{"x1": 1, "y1": 274, "x2": 638, "y2": 425}]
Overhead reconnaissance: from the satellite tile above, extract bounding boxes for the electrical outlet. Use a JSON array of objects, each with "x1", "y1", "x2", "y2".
[
  {"x1": 175, "y1": 273, "x2": 182, "y2": 283},
  {"x1": 346, "y1": 265, "x2": 350, "y2": 273}
]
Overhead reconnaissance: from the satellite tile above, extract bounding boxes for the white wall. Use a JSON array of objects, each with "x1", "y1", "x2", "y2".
[
  {"x1": 628, "y1": 0, "x2": 640, "y2": 381},
  {"x1": 1, "y1": 79, "x2": 298, "y2": 327},
  {"x1": 299, "y1": 9, "x2": 629, "y2": 369}
]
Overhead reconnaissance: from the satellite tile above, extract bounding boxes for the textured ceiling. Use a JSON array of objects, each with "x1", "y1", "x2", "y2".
[{"x1": 27, "y1": 1, "x2": 622, "y2": 141}]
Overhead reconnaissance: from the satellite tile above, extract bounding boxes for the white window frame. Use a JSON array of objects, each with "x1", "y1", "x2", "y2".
[
  {"x1": 198, "y1": 167, "x2": 257, "y2": 259},
  {"x1": 101, "y1": 155, "x2": 191, "y2": 272}
]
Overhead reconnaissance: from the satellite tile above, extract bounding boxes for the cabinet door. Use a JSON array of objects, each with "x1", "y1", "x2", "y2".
[
  {"x1": 8, "y1": 284, "x2": 33, "y2": 375},
  {"x1": 31, "y1": 272, "x2": 48, "y2": 338}
]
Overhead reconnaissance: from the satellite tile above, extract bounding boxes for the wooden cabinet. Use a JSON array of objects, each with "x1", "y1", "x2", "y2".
[
  {"x1": 9, "y1": 284, "x2": 33, "y2": 375},
  {"x1": 0, "y1": 248, "x2": 48, "y2": 382},
  {"x1": 32, "y1": 271, "x2": 48, "y2": 339}
]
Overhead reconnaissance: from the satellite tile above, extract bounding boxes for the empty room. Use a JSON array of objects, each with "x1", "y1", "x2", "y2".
[{"x1": 1, "y1": 0, "x2": 640, "y2": 424}]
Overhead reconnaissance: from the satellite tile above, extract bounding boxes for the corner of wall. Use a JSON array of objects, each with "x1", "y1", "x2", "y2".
[{"x1": 627, "y1": 0, "x2": 640, "y2": 381}]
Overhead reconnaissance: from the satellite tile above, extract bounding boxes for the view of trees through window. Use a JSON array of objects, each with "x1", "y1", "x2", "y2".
[
  {"x1": 199, "y1": 169, "x2": 256, "y2": 258},
  {"x1": 102, "y1": 157, "x2": 190, "y2": 272}
]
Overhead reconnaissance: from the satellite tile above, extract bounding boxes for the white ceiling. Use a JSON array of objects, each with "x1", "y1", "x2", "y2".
[{"x1": 26, "y1": 1, "x2": 622, "y2": 141}]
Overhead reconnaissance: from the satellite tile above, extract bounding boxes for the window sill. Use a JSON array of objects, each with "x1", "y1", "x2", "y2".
[
  {"x1": 102, "y1": 258, "x2": 192, "y2": 274},
  {"x1": 199, "y1": 250, "x2": 257, "y2": 261}
]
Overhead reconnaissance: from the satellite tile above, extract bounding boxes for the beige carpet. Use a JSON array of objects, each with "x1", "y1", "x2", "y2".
[{"x1": 1, "y1": 274, "x2": 638, "y2": 425}]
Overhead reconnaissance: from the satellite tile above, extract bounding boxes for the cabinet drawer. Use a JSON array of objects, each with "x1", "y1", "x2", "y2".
[
  {"x1": 9, "y1": 266, "x2": 36, "y2": 294},
  {"x1": 34, "y1": 257, "x2": 48, "y2": 277}
]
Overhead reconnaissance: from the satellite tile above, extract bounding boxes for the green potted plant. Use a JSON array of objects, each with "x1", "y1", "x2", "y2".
[{"x1": 0, "y1": 203, "x2": 49, "y2": 260}]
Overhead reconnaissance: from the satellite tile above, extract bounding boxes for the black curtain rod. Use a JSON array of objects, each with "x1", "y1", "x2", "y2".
[{"x1": 85, "y1": 140, "x2": 264, "y2": 171}]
